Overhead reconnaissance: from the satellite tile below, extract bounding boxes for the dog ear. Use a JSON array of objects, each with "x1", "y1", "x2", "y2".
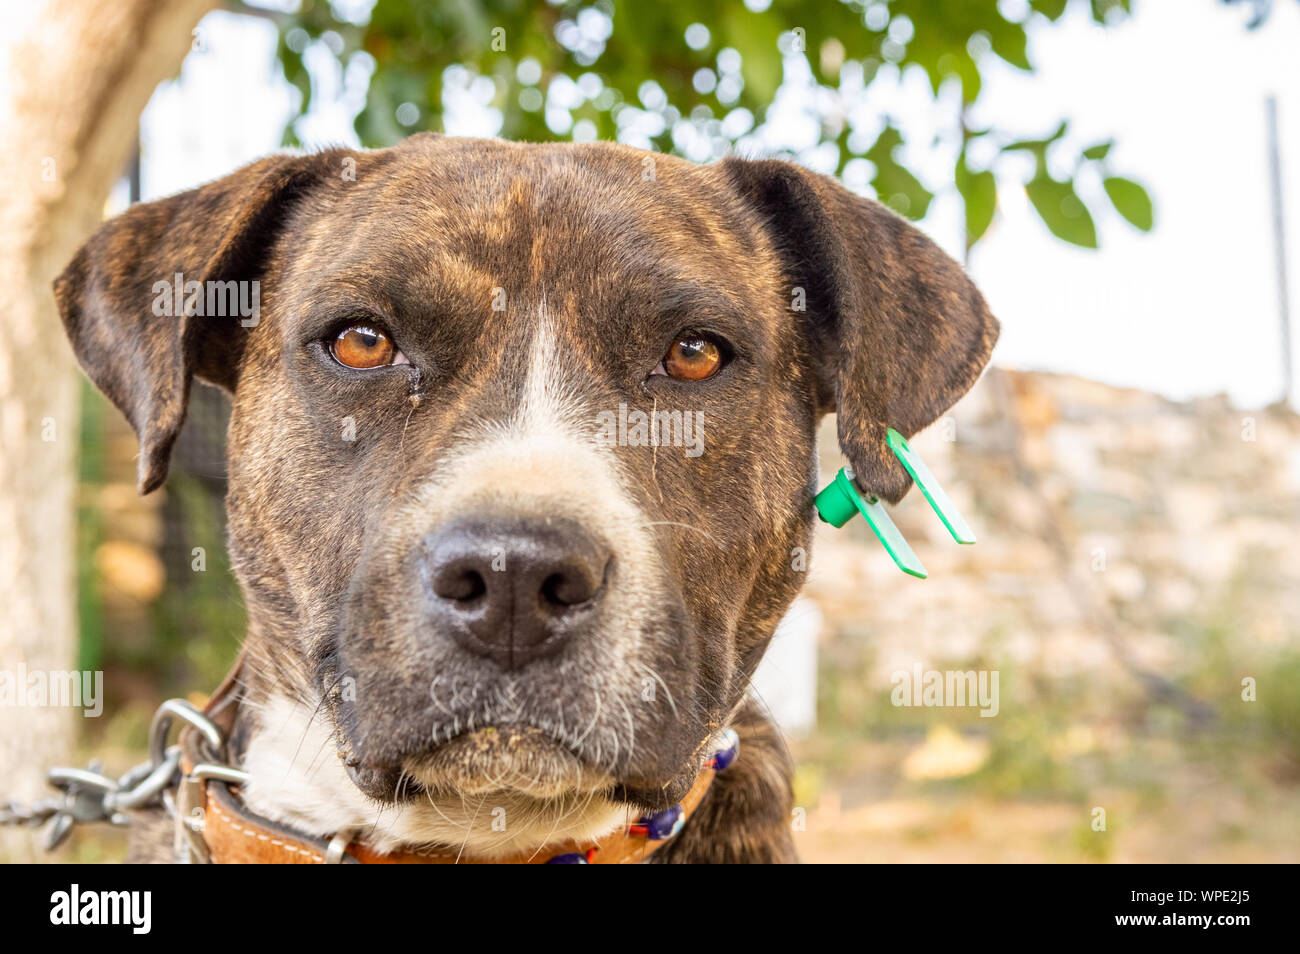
[
  {"x1": 54, "y1": 151, "x2": 341, "y2": 494},
  {"x1": 724, "y1": 158, "x2": 1000, "y2": 504}
]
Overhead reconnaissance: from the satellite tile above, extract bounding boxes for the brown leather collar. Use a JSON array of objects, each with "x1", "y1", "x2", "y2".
[{"x1": 174, "y1": 653, "x2": 719, "y2": 864}]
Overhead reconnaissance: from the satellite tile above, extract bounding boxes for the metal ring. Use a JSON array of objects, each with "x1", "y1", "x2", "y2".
[
  {"x1": 188, "y1": 763, "x2": 251, "y2": 786},
  {"x1": 47, "y1": 767, "x2": 118, "y2": 793},
  {"x1": 109, "y1": 746, "x2": 182, "y2": 811},
  {"x1": 117, "y1": 759, "x2": 157, "y2": 791},
  {"x1": 325, "y1": 830, "x2": 356, "y2": 864},
  {"x1": 149, "y1": 699, "x2": 222, "y2": 768}
]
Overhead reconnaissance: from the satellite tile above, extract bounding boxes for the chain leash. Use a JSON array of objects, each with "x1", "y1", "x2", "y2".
[{"x1": 0, "y1": 698, "x2": 231, "y2": 851}]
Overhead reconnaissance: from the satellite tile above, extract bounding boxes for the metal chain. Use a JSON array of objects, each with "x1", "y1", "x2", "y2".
[{"x1": 0, "y1": 698, "x2": 228, "y2": 851}]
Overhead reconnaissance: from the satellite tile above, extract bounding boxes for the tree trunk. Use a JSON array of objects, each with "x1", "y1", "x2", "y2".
[{"x1": 0, "y1": 0, "x2": 217, "y2": 861}]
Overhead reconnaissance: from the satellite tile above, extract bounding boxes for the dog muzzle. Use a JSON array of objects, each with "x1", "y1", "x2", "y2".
[{"x1": 169, "y1": 654, "x2": 737, "y2": 864}]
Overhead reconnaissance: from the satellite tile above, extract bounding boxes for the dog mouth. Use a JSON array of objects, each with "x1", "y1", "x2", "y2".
[
  {"x1": 346, "y1": 724, "x2": 618, "y2": 802},
  {"x1": 405, "y1": 725, "x2": 617, "y2": 798}
]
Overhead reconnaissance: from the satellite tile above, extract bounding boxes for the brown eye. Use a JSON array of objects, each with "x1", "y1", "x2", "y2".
[
  {"x1": 664, "y1": 337, "x2": 723, "y2": 381},
  {"x1": 330, "y1": 324, "x2": 396, "y2": 369}
]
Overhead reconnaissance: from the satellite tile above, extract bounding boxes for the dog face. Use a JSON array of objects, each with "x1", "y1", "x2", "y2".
[{"x1": 56, "y1": 134, "x2": 997, "y2": 848}]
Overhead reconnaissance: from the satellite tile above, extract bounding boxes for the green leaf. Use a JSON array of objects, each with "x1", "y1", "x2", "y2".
[
  {"x1": 988, "y1": 22, "x2": 1032, "y2": 71},
  {"x1": 1003, "y1": 120, "x2": 1068, "y2": 160},
  {"x1": 956, "y1": 161, "x2": 997, "y2": 250},
  {"x1": 1030, "y1": 0, "x2": 1069, "y2": 19},
  {"x1": 722, "y1": 8, "x2": 784, "y2": 104},
  {"x1": 1026, "y1": 176, "x2": 1098, "y2": 248},
  {"x1": 866, "y1": 126, "x2": 934, "y2": 221},
  {"x1": 1090, "y1": 0, "x2": 1132, "y2": 25},
  {"x1": 1082, "y1": 140, "x2": 1113, "y2": 161},
  {"x1": 1103, "y1": 176, "x2": 1154, "y2": 231}
]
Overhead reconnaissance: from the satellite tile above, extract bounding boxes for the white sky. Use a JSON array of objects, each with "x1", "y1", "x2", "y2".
[{"x1": 130, "y1": 1, "x2": 1300, "y2": 409}]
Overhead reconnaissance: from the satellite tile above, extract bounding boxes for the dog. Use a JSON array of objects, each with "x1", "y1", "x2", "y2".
[{"x1": 53, "y1": 133, "x2": 997, "y2": 863}]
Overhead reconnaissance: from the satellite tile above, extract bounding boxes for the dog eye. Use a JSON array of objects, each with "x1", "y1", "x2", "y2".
[
  {"x1": 658, "y1": 336, "x2": 724, "y2": 382},
  {"x1": 329, "y1": 324, "x2": 406, "y2": 369}
]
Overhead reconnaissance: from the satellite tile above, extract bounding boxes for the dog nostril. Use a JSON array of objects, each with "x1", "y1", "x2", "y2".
[
  {"x1": 541, "y1": 565, "x2": 603, "y2": 609},
  {"x1": 432, "y1": 567, "x2": 486, "y2": 603}
]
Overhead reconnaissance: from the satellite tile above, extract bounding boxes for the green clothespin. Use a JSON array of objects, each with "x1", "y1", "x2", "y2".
[{"x1": 814, "y1": 427, "x2": 976, "y2": 579}]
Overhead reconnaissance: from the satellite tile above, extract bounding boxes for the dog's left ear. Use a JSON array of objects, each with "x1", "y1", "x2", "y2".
[
  {"x1": 54, "y1": 151, "x2": 343, "y2": 494},
  {"x1": 724, "y1": 158, "x2": 1000, "y2": 503}
]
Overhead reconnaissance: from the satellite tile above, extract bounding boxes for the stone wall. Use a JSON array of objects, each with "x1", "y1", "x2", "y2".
[{"x1": 804, "y1": 366, "x2": 1300, "y2": 718}]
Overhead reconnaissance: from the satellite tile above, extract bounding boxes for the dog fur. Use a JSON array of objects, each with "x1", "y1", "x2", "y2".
[{"x1": 55, "y1": 134, "x2": 997, "y2": 863}]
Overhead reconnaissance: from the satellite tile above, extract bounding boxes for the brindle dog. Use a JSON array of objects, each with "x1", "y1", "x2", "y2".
[{"x1": 54, "y1": 134, "x2": 997, "y2": 863}]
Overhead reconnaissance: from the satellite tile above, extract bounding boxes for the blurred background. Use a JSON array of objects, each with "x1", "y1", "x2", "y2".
[{"x1": 2, "y1": 0, "x2": 1298, "y2": 862}]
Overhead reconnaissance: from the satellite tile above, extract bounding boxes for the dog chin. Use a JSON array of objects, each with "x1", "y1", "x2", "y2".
[
  {"x1": 242, "y1": 695, "x2": 632, "y2": 857},
  {"x1": 402, "y1": 726, "x2": 617, "y2": 799}
]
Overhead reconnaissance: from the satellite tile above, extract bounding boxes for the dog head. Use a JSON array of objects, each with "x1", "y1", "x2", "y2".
[{"x1": 55, "y1": 134, "x2": 997, "y2": 848}]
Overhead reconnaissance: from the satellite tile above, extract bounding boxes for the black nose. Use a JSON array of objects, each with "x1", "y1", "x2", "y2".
[{"x1": 423, "y1": 517, "x2": 611, "y2": 670}]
